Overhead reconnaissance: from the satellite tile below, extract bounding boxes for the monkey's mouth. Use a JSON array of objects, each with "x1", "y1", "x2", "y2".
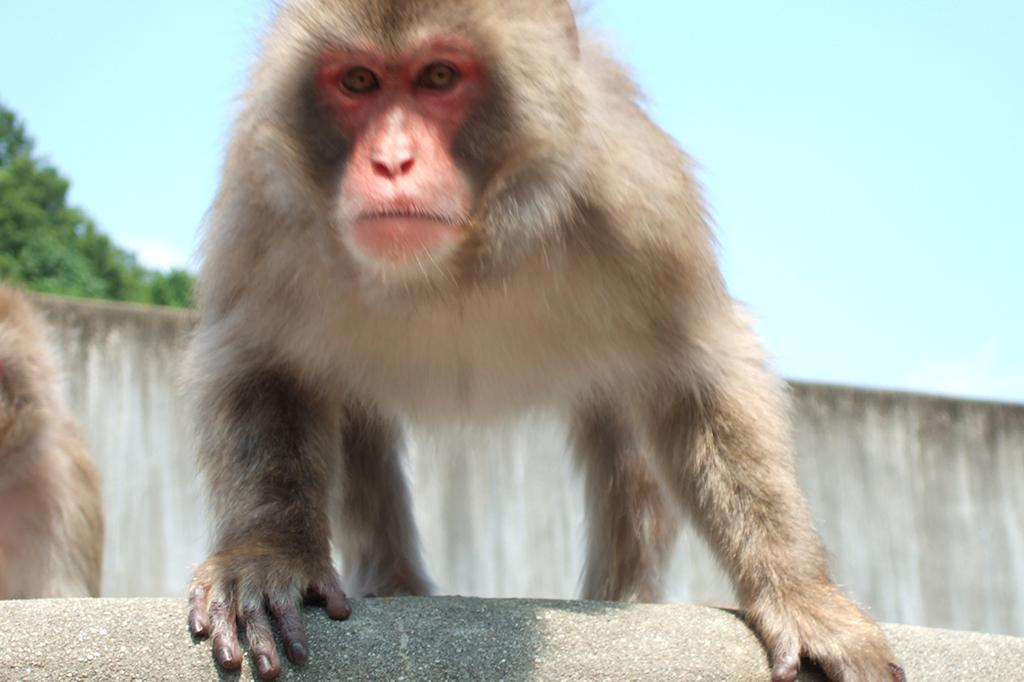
[
  {"x1": 358, "y1": 209, "x2": 457, "y2": 224},
  {"x1": 353, "y1": 210, "x2": 462, "y2": 261}
]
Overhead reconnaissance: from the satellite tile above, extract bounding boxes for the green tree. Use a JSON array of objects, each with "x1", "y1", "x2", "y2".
[
  {"x1": 0, "y1": 101, "x2": 193, "y2": 307},
  {"x1": 0, "y1": 107, "x2": 32, "y2": 165},
  {"x1": 147, "y1": 268, "x2": 194, "y2": 308}
]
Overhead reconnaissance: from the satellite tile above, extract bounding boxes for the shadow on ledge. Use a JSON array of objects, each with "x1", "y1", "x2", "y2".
[{"x1": 1, "y1": 597, "x2": 1022, "y2": 681}]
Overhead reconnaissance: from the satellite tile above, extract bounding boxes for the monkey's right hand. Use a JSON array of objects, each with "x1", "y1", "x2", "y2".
[{"x1": 187, "y1": 547, "x2": 351, "y2": 680}]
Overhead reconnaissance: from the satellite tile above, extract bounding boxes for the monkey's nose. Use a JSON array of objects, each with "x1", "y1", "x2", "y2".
[{"x1": 371, "y1": 151, "x2": 415, "y2": 179}]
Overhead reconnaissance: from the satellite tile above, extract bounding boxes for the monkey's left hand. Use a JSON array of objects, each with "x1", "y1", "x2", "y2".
[{"x1": 187, "y1": 548, "x2": 351, "y2": 680}]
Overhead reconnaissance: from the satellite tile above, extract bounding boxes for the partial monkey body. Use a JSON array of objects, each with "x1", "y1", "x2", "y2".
[
  {"x1": 0, "y1": 286, "x2": 103, "y2": 599},
  {"x1": 186, "y1": 2, "x2": 902, "y2": 680}
]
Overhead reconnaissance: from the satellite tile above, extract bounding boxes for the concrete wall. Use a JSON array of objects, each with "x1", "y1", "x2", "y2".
[
  {"x1": 38, "y1": 296, "x2": 203, "y2": 602},
  {"x1": 34, "y1": 296, "x2": 1024, "y2": 636}
]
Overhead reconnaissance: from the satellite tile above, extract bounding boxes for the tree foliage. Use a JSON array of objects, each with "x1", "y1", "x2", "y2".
[{"x1": 0, "y1": 102, "x2": 193, "y2": 307}]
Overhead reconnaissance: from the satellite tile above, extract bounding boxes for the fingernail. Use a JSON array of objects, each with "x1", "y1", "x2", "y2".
[
  {"x1": 256, "y1": 655, "x2": 273, "y2": 676},
  {"x1": 329, "y1": 600, "x2": 352, "y2": 619},
  {"x1": 217, "y1": 647, "x2": 234, "y2": 665},
  {"x1": 289, "y1": 641, "x2": 308, "y2": 665}
]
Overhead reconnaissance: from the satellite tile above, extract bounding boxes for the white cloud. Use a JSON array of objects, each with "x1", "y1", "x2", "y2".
[{"x1": 902, "y1": 341, "x2": 1024, "y2": 404}]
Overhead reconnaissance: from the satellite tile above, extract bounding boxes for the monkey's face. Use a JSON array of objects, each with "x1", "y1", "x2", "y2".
[
  {"x1": 0, "y1": 359, "x2": 19, "y2": 447},
  {"x1": 0, "y1": 360, "x2": 8, "y2": 436},
  {"x1": 0, "y1": 299, "x2": 44, "y2": 446},
  {"x1": 313, "y1": 37, "x2": 486, "y2": 284},
  {"x1": 273, "y1": 2, "x2": 584, "y2": 292},
  {"x1": 0, "y1": 312, "x2": 21, "y2": 423}
]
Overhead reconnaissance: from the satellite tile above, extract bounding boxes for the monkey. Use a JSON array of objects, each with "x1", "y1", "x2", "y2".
[
  {"x1": 0, "y1": 285, "x2": 104, "y2": 599},
  {"x1": 184, "y1": 2, "x2": 903, "y2": 680}
]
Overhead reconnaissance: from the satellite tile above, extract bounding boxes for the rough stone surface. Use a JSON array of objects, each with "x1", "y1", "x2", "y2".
[{"x1": 1, "y1": 598, "x2": 1022, "y2": 681}]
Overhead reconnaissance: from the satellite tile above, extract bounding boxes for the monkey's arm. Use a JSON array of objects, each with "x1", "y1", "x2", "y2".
[
  {"x1": 646, "y1": 317, "x2": 901, "y2": 682},
  {"x1": 187, "y1": 364, "x2": 350, "y2": 680}
]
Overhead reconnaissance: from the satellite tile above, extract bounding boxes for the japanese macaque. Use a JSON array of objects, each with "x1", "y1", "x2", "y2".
[
  {"x1": 185, "y1": 1, "x2": 902, "y2": 680},
  {"x1": 0, "y1": 286, "x2": 103, "y2": 599}
]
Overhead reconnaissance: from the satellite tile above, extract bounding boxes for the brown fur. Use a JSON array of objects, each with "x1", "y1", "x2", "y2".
[
  {"x1": 573, "y1": 397, "x2": 679, "y2": 603},
  {"x1": 0, "y1": 285, "x2": 104, "y2": 598},
  {"x1": 186, "y1": 2, "x2": 900, "y2": 680}
]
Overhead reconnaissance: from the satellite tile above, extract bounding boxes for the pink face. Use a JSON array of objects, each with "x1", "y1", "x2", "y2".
[{"x1": 316, "y1": 37, "x2": 484, "y2": 268}]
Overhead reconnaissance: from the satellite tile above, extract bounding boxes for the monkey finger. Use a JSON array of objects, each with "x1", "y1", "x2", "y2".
[
  {"x1": 270, "y1": 600, "x2": 309, "y2": 666},
  {"x1": 304, "y1": 577, "x2": 352, "y2": 620},
  {"x1": 241, "y1": 605, "x2": 282, "y2": 680},
  {"x1": 208, "y1": 598, "x2": 243, "y2": 670},
  {"x1": 318, "y1": 578, "x2": 353, "y2": 620},
  {"x1": 187, "y1": 583, "x2": 211, "y2": 638},
  {"x1": 890, "y1": 663, "x2": 907, "y2": 681}
]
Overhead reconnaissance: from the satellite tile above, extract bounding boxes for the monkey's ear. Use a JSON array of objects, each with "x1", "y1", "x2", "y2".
[{"x1": 552, "y1": 0, "x2": 580, "y2": 57}]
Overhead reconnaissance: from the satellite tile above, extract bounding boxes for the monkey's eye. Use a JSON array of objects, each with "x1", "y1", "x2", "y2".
[
  {"x1": 340, "y1": 67, "x2": 380, "y2": 94},
  {"x1": 416, "y1": 63, "x2": 459, "y2": 91}
]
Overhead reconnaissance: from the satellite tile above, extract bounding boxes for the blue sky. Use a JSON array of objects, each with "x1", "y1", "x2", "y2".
[{"x1": 1, "y1": 1, "x2": 1022, "y2": 403}]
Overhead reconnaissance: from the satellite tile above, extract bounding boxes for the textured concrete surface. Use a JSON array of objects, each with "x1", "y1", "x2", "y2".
[{"x1": 2, "y1": 598, "x2": 1023, "y2": 681}]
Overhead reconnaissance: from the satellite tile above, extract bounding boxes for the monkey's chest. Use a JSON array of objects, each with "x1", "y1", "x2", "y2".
[{"x1": 331, "y1": 287, "x2": 652, "y2": 422}]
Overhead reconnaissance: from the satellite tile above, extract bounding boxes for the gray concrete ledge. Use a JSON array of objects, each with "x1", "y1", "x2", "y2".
[{"x1": 2, "y1": 598, "x2": 1022, "y2": 681}]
